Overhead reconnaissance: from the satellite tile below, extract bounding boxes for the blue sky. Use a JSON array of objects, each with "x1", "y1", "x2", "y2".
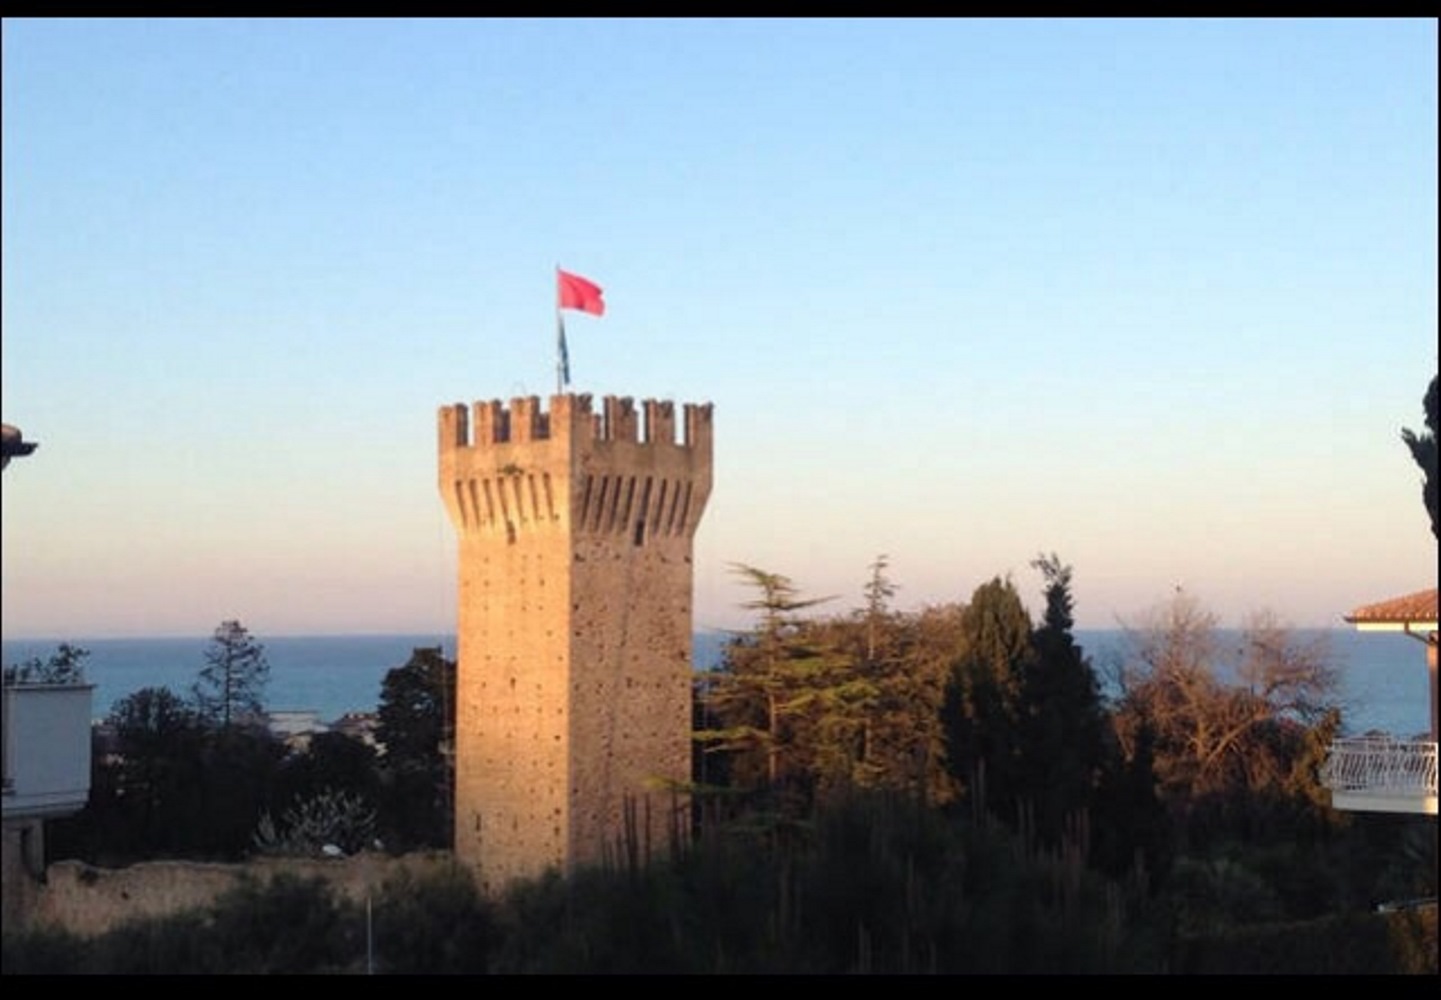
[{"x1": 2, "y1": 18, "x2": 1436, "y2": 639}]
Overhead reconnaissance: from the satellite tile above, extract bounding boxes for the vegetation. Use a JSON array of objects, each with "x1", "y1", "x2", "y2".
[
  {"x1": 941, "y1": 573, "x2": 1035, "y2": 821},
  {"x1": 16, "y1": 555, "x2": 1435, "y2": 973},
  {"x1": 1012, "y1": 554, "x2": 1111, "y2": 850},
  {"x1": 3, "y1": 642, "x2": 89, "y2": 685},
  {"x1": 1401, "y1": 371, "x2": 1438, "y2": 540},
  {"x1": 370, "y1": 863, "x2": 495, "y2": 974},
  {"x1": 5, "y1": 791, "x2": 1433, "y2": 973},
  {"x1": 271, "y1": 730, "x2": 381, "y2": 831},
  {"x1": 695, "y1": 563, "x2": 845, "y2": 804},
  {"x1": 192, "y1": 619, "x2": 270, "y2": 729},
  {"x1": 689, "y1": 555, "x2": 1433, "y2": 968},
  {"x1": 253, "y1": 788, "x2": 378, "y2": 857},
  {"x1": 1110, "y1": 593, "x2": 1341, "y2": 851},
  {"x1": 1, "y1": 874, "x2": 363, "y2": 974},
  {"x1": 47, "y1": 636, "x2": 447, "y2": 865},
  {"x1": 55, "y1": 684, "x2": 288, "y2": 863},
  {"x1": 374, "y1": 646, "x2": 456, "y2": 851}
]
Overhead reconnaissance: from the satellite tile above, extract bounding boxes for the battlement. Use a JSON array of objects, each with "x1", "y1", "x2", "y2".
[
  {"x1": 438, "y1": 392, "x2": 713, "y2": 544},
  {"x1": 439, "y1": 393, "x2": 713, "y2": 454},
  {"x1": 438, "y1": 387, "x2": 715, "y2": 892}
]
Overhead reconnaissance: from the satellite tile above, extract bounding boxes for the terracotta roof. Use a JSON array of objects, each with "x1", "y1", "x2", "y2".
[{"x1": 1345, "y1": 588, "x2": 1439, "y2": 625}]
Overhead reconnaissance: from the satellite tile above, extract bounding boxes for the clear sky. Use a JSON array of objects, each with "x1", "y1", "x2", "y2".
[{"x1": 2, "y1": 18, "x2": 1437, "y2": 639}]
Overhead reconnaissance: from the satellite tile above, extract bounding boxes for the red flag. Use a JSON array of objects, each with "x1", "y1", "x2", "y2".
[{"x1": 557, "y1": 268, "x2": 605, "y2": 316}]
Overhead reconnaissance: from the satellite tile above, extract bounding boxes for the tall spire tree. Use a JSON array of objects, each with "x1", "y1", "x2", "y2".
[
  {"x1": 192, "y1": 619, "x2": 270, "y2": 730},
  {"x1": 1014, "y1": 554, "x2": 1108, "y2": 846}
]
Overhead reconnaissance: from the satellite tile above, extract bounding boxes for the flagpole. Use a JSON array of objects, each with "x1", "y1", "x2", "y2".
[
  {"x1": 555, "y1": 264, "x2": 564, "y2": 395},
  {"x1": 556, "y1": 312, "x2": 566, "y2": 395}
]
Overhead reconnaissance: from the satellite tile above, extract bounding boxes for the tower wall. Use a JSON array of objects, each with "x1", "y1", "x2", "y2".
[{"x1": 438, "y1": 393, "x2": 713, "y2": 893}]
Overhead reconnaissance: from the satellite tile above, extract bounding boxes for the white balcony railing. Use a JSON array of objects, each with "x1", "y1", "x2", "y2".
[{"x1": 1321, "y1": 735, "x2": 1439, "y2": 816}]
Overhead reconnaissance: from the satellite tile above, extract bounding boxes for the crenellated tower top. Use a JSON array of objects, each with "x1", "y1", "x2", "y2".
[
  {"x1": 439, "y1": 393, "x2": 713, "y2": 454},
  {"x1": 438, "y1": 393, "x2": 713, "y2": 544}
]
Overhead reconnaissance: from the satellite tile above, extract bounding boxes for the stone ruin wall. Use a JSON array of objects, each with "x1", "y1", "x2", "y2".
[{"x1": 17, "y1": 851, "x2": 455, "y2": 938}]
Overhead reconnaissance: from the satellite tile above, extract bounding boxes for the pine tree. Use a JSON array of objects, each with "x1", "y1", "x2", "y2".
[
  {"x1": 696, "y1": 564, "x2": 845, "y2": 806},
  {"x1": 835, "y1": 556, "x2": 956, "y2": 802},
  {"x1": 192, "y1": 619, "x2": 270, "y2": 730}
]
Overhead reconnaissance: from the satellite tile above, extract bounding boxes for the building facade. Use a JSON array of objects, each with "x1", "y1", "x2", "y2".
[
  {"x1": 1322, "y1": 588, "x2": 1438, "y2": 816},
  {"x1": 438, "y1": 393, "x2": 713, "y2": 892}
]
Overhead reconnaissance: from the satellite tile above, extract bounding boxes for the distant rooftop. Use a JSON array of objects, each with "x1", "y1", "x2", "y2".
[{"x1": 1345, "y1": 588, "x2": 1439, "y2": 628}]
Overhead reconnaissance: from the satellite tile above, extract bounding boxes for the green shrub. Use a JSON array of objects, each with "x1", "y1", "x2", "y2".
[
  {"x1": 1, "y1": 924, "x2": 90, "y2": 975},
  {"x1": 487, "y1": 791, "x2": 1167, "y2": 974},
  {"x1": 205, "y1": 873, "x2": 360, "y2": 973},
  {"x1": 1177, "y1": 907, "x2": 1437, "y2": 974},
  {"x1": 88, "y1": 909, "x2": 229, "y2": 974},
  {"x1": 371, "y1": 863, "x2": 494, "y2": 974}
]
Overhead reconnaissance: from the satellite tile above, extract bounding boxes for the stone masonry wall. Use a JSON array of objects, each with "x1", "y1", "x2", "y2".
[
  {"x1": 439, "y1": 393, "x2": 712, "y2": 894},
  {"x1": 24, "y1": 851, "x2": 455, "y2": 938}
]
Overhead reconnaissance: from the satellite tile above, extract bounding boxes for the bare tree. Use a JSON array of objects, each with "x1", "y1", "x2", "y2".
[{"x1": 1113, "y1": 592, "x2": 1338, "y2": 804}]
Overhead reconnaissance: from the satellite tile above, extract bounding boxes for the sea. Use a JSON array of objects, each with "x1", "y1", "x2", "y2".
[{"x1": 1, "y1": 629, "x2": 1433, "y2": 738}]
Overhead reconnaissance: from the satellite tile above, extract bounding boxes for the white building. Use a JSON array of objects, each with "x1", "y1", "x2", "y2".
[{"x1": 1321, "y1": 588, "x2": 1438, "y2": 816}]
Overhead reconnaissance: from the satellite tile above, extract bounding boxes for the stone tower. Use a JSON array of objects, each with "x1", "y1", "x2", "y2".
[{"x1": 437, "y1": 392, "x2": 713, "y2": 893}]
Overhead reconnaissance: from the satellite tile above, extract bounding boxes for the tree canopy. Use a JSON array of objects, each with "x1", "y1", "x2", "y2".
[
  {"x1": 375, "y1": 645, "x2": 456, "y2": 850},
  {"x1": 1401, "y1": 371, "x2": 1438, "y2": 540},
  {"x1": 942, "y1": 575, "x2": 1033, "y2": 817},
  {"x1": 1111, "y1": 591, "x2": 1340, "y2": 844},
  {"x1": 3, "y1": 642, "x2": 89, "y2": 685},
  {"x1": 192, "y1": 619, "x2": 270, "y2": 729}
]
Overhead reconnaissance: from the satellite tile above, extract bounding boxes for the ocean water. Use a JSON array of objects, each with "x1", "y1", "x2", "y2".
[
  {"x1": 1, "y1": 633, "x2": 452, "y2": 726},
  {"x1": 2, "y1": 628, "x2": 1432, "y2": 738}
]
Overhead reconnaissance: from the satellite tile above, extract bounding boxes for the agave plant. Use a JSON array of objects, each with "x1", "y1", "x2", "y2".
[{"x1": 252, "y1": 788, "x2": 378, "y2": 857}]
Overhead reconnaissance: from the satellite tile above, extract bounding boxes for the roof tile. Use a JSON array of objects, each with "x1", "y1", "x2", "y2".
[{"x1": 1345, "y1": 588, "x2": 1439, "y2": 625}]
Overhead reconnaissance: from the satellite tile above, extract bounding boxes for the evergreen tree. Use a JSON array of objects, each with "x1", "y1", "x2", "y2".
[
  {"x1": 192, "y1": 725, "x2": 287, "y2": 857},
  {"x1": 375, "y1": 646, "x2": 455, "y2": 850},
  {"x1": 861, "y1": 554, "x2": 899, "y2": 665},
  {"x1": 1013, "y1": 554, "x2": 1109, "y2": 846},
  {"x1": 892, "y1": 603, "x2": 967, "y2": 805},
  {"x1": 53, "y1": 684, "x2": 285, "y2": 862},
  {"x1": 89, "y1": 687, "x2": 206, "y2": 860},
  {"x1": 942, "y1": 576, "x2": 1033, "y2": 821},
  {"x1": 839, "y1": 555, "x2": 913, "y2": 792},
  {"x1": 830, "y1": 557, "x2": 956, "y2": 802},
  {"x1": 273, "y1": 730, "x2": 381, "y2": 826},
  {"x1": 1400, "y1": 371, "x2": 1438, "y2": 540},
  {"x1": 696, "y1": 564, "x2": 845, "y2": 806},
  {"x1": 1091, "y1": 717, "x2": 1170, "y2": 884},
  {"x1": 192, "y1": 619, "x2": 270, "y2": 729}
]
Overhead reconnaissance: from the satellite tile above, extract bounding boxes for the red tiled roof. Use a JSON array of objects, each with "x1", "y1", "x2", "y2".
[{"x1": 1345, "y1": 588, "x2": 1439, "y2": 625}]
